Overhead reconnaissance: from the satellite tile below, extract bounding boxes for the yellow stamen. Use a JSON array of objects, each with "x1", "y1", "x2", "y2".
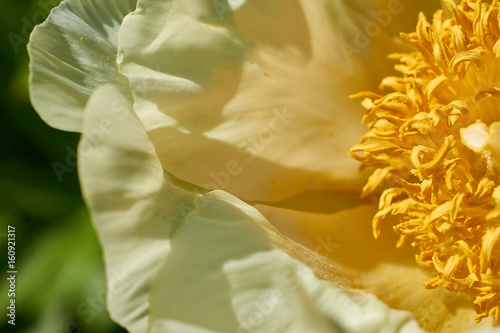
[{"x1": 349, "y1": 0, "x2": 500, "y2": 323}]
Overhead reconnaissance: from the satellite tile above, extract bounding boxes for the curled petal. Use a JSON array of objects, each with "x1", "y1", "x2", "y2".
[
  {"x1": 78, "y1": 85, "x2": 424, "y2": 333},
  {"x1": 116, "y1": 0, "x2": 439, "y2": 202},
  {"x1": 28, "y1": 0, "x2": 136, "y2": 131}
]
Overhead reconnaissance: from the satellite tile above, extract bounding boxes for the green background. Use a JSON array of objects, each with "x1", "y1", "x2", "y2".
[{"x1": 1, "y1": 0, "x2": 126, "y2": 332}]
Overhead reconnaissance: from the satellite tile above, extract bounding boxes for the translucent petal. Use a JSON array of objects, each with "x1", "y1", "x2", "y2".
[
  {"x1": 255, "y1": 203, "x2": 498, "y2": 332},
  {"x1": 28, "y1": 0, "x2": 136, "y2": 131},
  {"x1": 78, "y1": 85, "x2": 423, "y2": 333},
  {"x1": 116, "y1": 0, "x2": 440, "y2": 202}
]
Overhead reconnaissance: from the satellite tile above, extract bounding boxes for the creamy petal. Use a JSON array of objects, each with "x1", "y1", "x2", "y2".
[
  {"x1": 117, "y1": 0, "x2": 439, "y2": 202},
  {"x1": 28, "y1": 0, "x2": 136, "y2": 131},
  {"x1": 344, "y1": 0, "x2": 444, "y2": 36},
  {"x1": 78, "y1": 85, "x2": 174, "y2": 332},
  {"x1": 256, "y1": 203, "x2": 498, "y2": 332},
  {"x1": 148, "y1": 210, "x2": 423, "y2": 333},
  {"x1": 79, "y1": 85, "x2": 423, "y2": 333}
]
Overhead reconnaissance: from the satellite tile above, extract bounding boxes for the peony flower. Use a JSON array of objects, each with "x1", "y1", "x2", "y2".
[
  {"x1": 27, "y1": 0, "x2": 500, "y2": 332},
  {"x1": 349, "y1": 0, "x2": 500, "y2": 326}
]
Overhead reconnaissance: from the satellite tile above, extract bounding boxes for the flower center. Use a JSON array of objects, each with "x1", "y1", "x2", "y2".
[{"x1": 349, "y1": 0, "x2": 500, "y2": 323}]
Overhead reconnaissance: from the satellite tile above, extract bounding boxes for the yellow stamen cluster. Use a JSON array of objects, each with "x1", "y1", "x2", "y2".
[{"x1": 349, "y1": 0, "x2": 500, "y2": 323}]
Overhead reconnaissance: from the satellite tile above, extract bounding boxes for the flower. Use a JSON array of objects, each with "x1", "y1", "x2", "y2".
[
  {"x1": 27, "y1": 0, "x2": 500, "y2": 332},
  {"x1": 349, "y1": 0, "x2": 500, "y2": 325}
]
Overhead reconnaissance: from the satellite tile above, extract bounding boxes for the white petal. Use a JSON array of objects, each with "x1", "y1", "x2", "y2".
[
  {"x1": 28, "y1": 0, "x2": 136, "y2": 132},
  {"x1": 255, "y1": 203, "x2": 498, "y2": 332},
  {"x1": 79, "y1": 85, "x2": 424, "y2": 333},
  {"x1": 78, "y1": 84, "x2": 173, "y2": 332},
  {"x1": 116, "y1": 0, "x2": 442, "y2": 202},
  {"x1": 344, "y1": 0, "x2": 443, "y2": 37},
  {"x1": 461, "y1": 122, "x2": 490, "y2": 153}
]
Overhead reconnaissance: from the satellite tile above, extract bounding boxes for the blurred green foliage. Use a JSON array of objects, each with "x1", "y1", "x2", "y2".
[{"x1": 0, "y1": 1, "x2": 126, "y2": 332}]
